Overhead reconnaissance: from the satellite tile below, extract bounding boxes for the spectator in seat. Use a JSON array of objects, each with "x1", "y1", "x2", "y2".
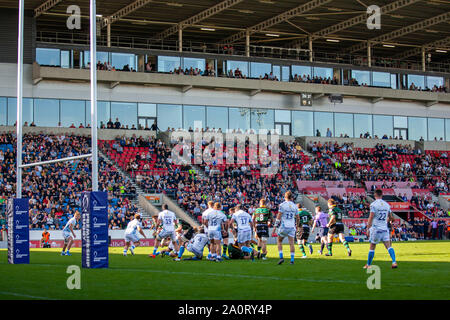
[
  {"x1": 107, "y1": 118, "x2": 114, "y2": 129},
  {"x1": 114, "y1": 118, "x2": 121, "y2": 129}
]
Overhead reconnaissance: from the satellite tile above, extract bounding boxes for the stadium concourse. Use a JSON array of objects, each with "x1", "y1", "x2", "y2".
[{"x1": 1, "y1": 128, "x2": 449, "y2": 246}]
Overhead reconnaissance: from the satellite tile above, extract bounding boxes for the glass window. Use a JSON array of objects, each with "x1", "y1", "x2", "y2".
[
  {"x1": 183, "y1": 58, "x2": 205, "y2": 73},
  {"x1": 314, "y1": 67, "x2": 332, "y2": 79},
  {"x1": 0, "y1": 97, "x2": 6, "y2": 125},
  {"x1": 446, "y1": 119, "x2": 450, "y2": 142},
  {"x1": 86, "y1": 101, "x2": 110, "y2": 128},
  {"x1": 281, "y1": 66, "x2": 290, "y2": 81},
  {"x1": 250, "y1": 109, "x2": 274, "y2": 133},
  {"x1": 373, "y1": 115, "x2": 393, "y2": 138},
  {"x1": 250, "y1": 62, "x2": 271, "y2": 78},
  {"x1": 83, "y1": 51, "x2": 109, "y2": 68},
  {"x1": 183, "y1": 105, "x2": 205, "y2": 130},
  {"x1": 391, "y1": 74, "x2": 397, "y2": 89},
  {"x1": 428, "y1": 118, "x2": 445, "y2": 141},
  {"x1": 354, "y1": 114, "x2": 372, "y2": 138},
  {"x1": 206, "y1": 106, "x2": 228, "y2": 131},
  {"x1": 158, "y1": 104, "x2": 182, "y2": 131},
  {"x1": 408, "y1": 117, "x2": 427, "y2": 141},
  {"x1": 138, "y1": 103, "x2": 156, "y2": 117},
  {"x1": 61, "y1": 50, "x2": 70, "y2": 68},
  {"x1": 314, "y1": 112, "x2": 334, "y2": 137},
  {"x1": 334, "y1": 113, "x2": 354, "y2": 138},
  {"x1": 110, "y1": 102, "x2": 137, "y2": 129},
  {"x1": 407, "y1": 74, "x2": 425, "y2": 89},
  {"x1": 272, "y1": 65, "x2": 281, "y2": 81},
  {"x1": 36, "y1": 48, "x2": 60, "y2": 66},
  {"x1": 351, "y1": 70, "x2": 370, "y2": 86},
  {"x1": 427, "y1": 76, "x2": 444, "y2": 90},
  {"x1": 394, "y1": 116, "x2": 407, "y2": 128},
  {"x1": 157, "y1": 56, "x2": 181, "y2": 72},
  {"x1": 7, "y1": 98, "x2": 33, "y2": 126},
  {"x1": 275, "y1": 109, "x2": 291, "y2": 123},
  {"x1": 372, "y1": 72, "x2": 390, "y2": 87},
  {"x1": 228, "y1": 107, "x2": 250, "y2": 132},
  {"x1": 292, "y1": 111, "x2": 313, "y2": 136},
  {"x1": 291, "y1": 65, "x2": 311, "y2": 79},
  {"x1": 111, "y1": 53, "x2": 136, "y2": 71},
  {"x1": 60, "y1": 99, "x2": 85, "y2": 127},
  {"x1": 227, "y1": 61, "x2": 249, "y2": 77},
  {"x1": 34, "y1": 99, "x2": 59, "y2": 127}
]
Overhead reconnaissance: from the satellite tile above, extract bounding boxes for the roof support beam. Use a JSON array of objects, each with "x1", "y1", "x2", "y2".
[
  {"x1": 34, "y1": 0, "x2": 63, "y2": 17},
  {"x1": 181, "y1": 85, "x2": 192, "y2": 93},
  {"x1": 426, "y1": 100, "x2": 438, "y2": 107},
  {"x1": 101, "y1": 0, "x2": 153, "y2": 28},
  {"x1": 153, "y1": 0, "x2": 244, "y2": 40},
  {"x1": 394, "y1": 36, "x2": 450, "y2": 60},
  {"x1": 371, "y1": 97, "x2": 383, "y2": 104},
  {"x1": 344, "y1": 12, "x2": 450, "y2": 53},
  {"x1": 289, "y1": 0, "x2": 421, "y2": 48},
  {"x1": 220, "y1": 0, "x2": 333, "y2": 45},
  {"x1": 249, "y1": 89, "x2": 261, "y2": 96}
]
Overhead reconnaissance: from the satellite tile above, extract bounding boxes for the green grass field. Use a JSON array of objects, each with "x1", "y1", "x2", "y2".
[{"x1": 0, "y1": 241, "x2": 449, "y2": 300}]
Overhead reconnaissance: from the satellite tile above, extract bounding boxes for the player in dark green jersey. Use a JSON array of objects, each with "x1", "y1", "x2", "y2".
[
  {"x1": 296, "y1": 203, "x2": 313, "y2": 258},
  {"x1": 252, "y1": 199, "x2": 272, "y2": 260},
  {"x1": 326, "y1": 199, "x2": 352, "y2": 257},
  {"x1": 227, "y1": 239, "x2": 260, "y2": 260},
  {"x1": 220, "y1": 207, "x2": 233, "y2": 260}
]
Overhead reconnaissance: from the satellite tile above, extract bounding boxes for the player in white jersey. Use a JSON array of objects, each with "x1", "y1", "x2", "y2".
[
  {"x1": 201, "y1": 201, "x2": 215, "y2": 259},
  {"x1": 151, "y1": 204, "x2": 179, "y2": 258},
  {"x1": 230, "y1": 204, "x2": 255, "y2": 258},
  {"x1": 364, "y1": 189, "x2": 398, "y2": 269},
  {"x1": 61, "y1": 211, "x2": 80, "y2": 256},
  {"x1": 274, "y1": 191, "x2": 297, "y2": 265},
  {"x1": 123, "y1": 214, "x2": 147, "y2": 256},
  {"x1": 174, "y1": 226, "x2": 210, "y2": 261},
  {"x1": 203, "y1": 202, "x2": 228, "y2": 261}
]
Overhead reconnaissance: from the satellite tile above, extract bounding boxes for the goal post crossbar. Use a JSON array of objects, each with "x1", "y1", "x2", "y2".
[{"x1": 19, "y1": 154, "x2": 93, "y2": 169}]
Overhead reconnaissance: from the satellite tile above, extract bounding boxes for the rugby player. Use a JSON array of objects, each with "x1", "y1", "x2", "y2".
[
  {"x1": 201, "y1": 201, "x2": 215, "y2": 259},
  {"x1": 230, "y1": 204, "x2": 254, "y2": 258},
  {"x1": 61, "y1": 211, "x2": 80, "y2": 256},
  {"x1": 227, "y1": 239, "x2": 260, "y2": 260},
  {"x1": 253, "y1": 199, "x2": 272, "y2": 260},
  {"x1": 296, "y1": 204, "x2": 313, "y2": 258},
  {"x1": 311, "y1": 206, "x2": 329, "y2": 255},
  {"x1": 364, "y1": 189, "x2": 398, "y2": 269},
  {"x1": 275, "y1": 191, "x2": 297, "y2": 265},
  {"x1": 203, "y1": 202, "x2": 228, "y2": 261},
  {"x1": 123, "y1": 213, "x2": 147, "y2": 256},
  {"x1": 175, "y1": 226, "x2": 210, "y2": 261},
  {"x1": 325, "y1": 199, "x2": 352, "y2": 257},
  {"x1": 173, "y1": 220, "x2": 196, "y2": 260},
  {"x1": 150, "y1": 204, "x2": 179, "y2": 258}
]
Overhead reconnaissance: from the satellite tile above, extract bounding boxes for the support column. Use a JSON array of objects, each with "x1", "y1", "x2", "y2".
[
  {"x1": 107, "y1": 21, "x2": 111, "y2": 47},
  {"x1": 245, "y1": 30, "x2": 250, "y2": 57},
  {"x1": 178, "y1": 26, "x2": 183, "y2": 52},
  {"x1": 422, "y1": 47, "x2": 426, "y2": 72},
  {"x1": 90, "y1": 0, "x2": 98, "y2": 191},
  {"x1": 309, "y1": 36, "x2": 313, "y2": 62},
  {"x1": 16, "y1": 0, "x2": 24, "y2": 198},
  {"x1": 367, "y1": 41, "x2": 372, "y2": 67}
]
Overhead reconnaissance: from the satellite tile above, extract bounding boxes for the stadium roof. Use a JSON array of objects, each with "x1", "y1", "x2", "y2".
[{"x1": 1, "y1": 0, "x2": 450, "y2": 62}]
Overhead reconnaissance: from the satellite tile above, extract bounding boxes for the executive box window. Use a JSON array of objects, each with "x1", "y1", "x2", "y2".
[
  {"x1": 60, "y1": 99, "x2": 86, "y2": 127},
  {"x1": 272, "y1": 65, "x2": 281, "y2": 81},
  {"x1": 275, "y1": 110, "x2": 291, "y2": 123},
  {"x1": 408, "y1": 117, "x2": 427, "y2": 141},
  {"x1": 291, "y1": 65, "x2": 311, "y2": 78},
  {"x1": 281, "y1": 66, "x2": 290, "y2": 82},
  {"x1": 292, "y1": 111, "x2": 313, "y2": 137},
  {"x1": 183, "y1": 105, "x2": 205, "y2": 130},
  {"x1": 206, "y1": 106, "x2": 228, "y2": 131},
  {"x1": 183, "y1": 58, "x2": 206, "y2": 72},
  {"x1": 314, "y1": 67, "x2": 333, "y2": 79},
  {"x1": 407, "y1": 74, "x2": 425, "y2": 89},
  {"x1": 372, "y1": 72, "x2": 391, "y2": 87},
  {"x1": 250, "y1": 109, "x2": 274, "y2": 133},
  {"x1": 229, "y1": 107, "x2": 250, "y2": 131},
  {"x1": 354, "y1": 114, "x2": 372, "y2": 138},
  {"x1": 0, "y1": 98, "x2": 6, "y2": 125},
  {"x1": 157, "y1": 56, "x2": 181, "y2": 73},
  {"x1": 446, "y1": 119, "x2": 450, "y2": 142},
  {"x1": 61, "y1": 50, "x2": 71, "y2": 69},
  {"x1": 36, "y1": 48, "x2": 61, "y2": 67},
  {"x1": 250, "y1": 62, "x2": 271, "y2": 78},
  {"x1": 158, "y1": 104, "x2": 182, "y2": 130},
  {"x1": 83, "y1": 51, "x2": 109, "y2": 68},
  {"x1": 314, "y1": 112, "x2": 334, "y2": 137},
  {"x1": 86, "y1": 101, "x2": 110, "y2": 128},
  {"x1": 111, "y1": 102, "x2": 137, "y2": 129},
  {"x1": 428, "y1": 118, "x2": 445, "y2": 141},
  {"x1": 427, "y1": 76, "x2": 444, "y2": 89},
  {"x1": 334, "y1": 113, "x2": 354, "y2": 138},
  {"x1": 112, "y1": 53, "x2": 136, "y2": 71},
  {"x1": 7, "y1": 98, "x2": 33, "y2": 126},
  {"x1": 351, "y1": 70, "x2": 370, "y2": 86},
  {"x1": 227, "y1": 61, "x2": 249, "y2": 77},
  {"x1": 34, "y1": 99, "x2": 59, "y2": 127},
  {"x1": 138, "y1": 103, "x2": 156, "y2": 117},
  {"x1": 373, "y1": 115, "x2": 393, "y2": 138}
]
